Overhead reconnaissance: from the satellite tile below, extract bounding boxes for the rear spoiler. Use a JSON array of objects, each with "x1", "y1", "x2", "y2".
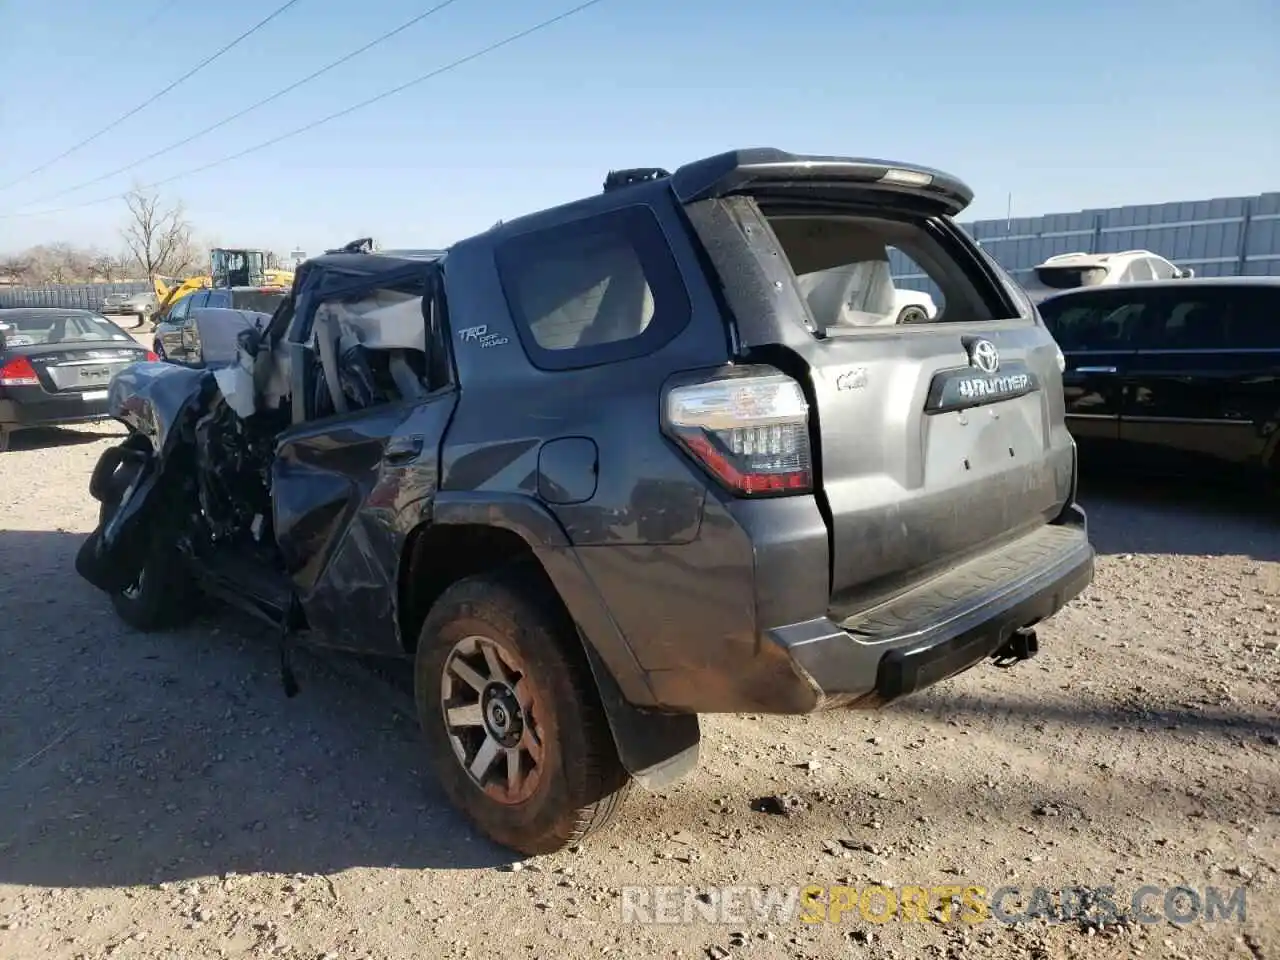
[{"x1": 669, "y1": 148, "x2": 973, "y2": 217}]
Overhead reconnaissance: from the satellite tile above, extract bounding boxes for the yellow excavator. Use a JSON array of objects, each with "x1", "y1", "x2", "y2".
[{"x1": 150, "y1": 248, "x2": 294, "y2": 327}]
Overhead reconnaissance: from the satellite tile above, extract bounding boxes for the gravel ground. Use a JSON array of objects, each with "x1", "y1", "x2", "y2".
[{"x1": 1, "y1": 422, "x2": 1277, "y2": 960}]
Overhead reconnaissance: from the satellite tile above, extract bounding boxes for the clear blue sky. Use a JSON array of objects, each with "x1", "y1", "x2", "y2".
[{"x1": 0, "y1": 0, "x2": 1276, "y2": 257}]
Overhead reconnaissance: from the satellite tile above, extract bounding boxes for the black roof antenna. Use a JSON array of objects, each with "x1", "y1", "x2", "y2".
[{"x1": 603, "y1": 167, "x2": 670, "y2": 192}]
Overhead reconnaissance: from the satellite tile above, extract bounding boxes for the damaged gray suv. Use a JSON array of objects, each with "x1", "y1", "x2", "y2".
[{"x1": 76, "y1": 149, "x2": 1094, "y2": 855}]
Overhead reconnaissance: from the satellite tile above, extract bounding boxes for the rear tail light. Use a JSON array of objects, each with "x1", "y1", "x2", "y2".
[
  {"x1": 145, "y1": 351, "x2": 158, "y2": 361},
  {"x1": 663, "y1": 365, "x2": 812, "y2": 496},
  {"x1": 0, "y1": 356, "x2": 39, "y2": 386}
]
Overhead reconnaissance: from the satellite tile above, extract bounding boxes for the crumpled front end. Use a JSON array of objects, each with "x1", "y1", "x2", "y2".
[
  {"x1": 76, "y1": 363, "x2": 213, "y2": 593},
  {"x1": 107, "y1": 361, "x2": 211, "y2": 453}
]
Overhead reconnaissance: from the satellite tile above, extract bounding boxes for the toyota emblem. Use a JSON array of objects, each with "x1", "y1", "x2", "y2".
[{"x1": 969, "y1": 339, "x2": 1000, "y2": 375}]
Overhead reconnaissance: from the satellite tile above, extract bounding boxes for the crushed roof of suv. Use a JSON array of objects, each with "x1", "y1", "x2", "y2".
[{"x1": 295, "y1": 251, "x2": 442, "y2": 275}]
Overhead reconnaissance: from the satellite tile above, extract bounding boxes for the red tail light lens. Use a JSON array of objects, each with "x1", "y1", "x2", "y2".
[
  {"x1": 663, "y1": 365, "x2": 812, "y2": 496},
  {"x1": 0, "y1": 355, "x2": 39, "y2": 386},
  {"x1": 145, "y1": 351, "x2": 158, "y2": 361}
]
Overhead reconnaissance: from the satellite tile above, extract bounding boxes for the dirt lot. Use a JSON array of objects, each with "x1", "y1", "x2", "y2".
[{"x1": 1, "y1": 422, "x2": 1277, "y2": 960}]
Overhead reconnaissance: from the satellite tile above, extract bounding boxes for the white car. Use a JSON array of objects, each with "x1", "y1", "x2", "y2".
[
  {"x1": 893, "y1": 288, "x2": 937, "y2": 322},
  {"x1": 796, "y1": 259, "x2": 939, "y2": 327},
  {"x1": 1023, "y1": 249, "x2": 1192, "y2": 302}
]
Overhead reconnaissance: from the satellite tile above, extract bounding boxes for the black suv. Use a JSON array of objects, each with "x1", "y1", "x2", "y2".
[
  {"x1": 1040, "y1": 276, "x2": 1280, "y2": 483},
  {"x1": 76, "y1": 149, "x2": 1094, "y2": 855}
]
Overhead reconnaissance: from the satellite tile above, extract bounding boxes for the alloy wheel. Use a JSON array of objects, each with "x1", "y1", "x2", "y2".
[{"x1": 440, "y1": 635, "x2": 545, "y2": 804}]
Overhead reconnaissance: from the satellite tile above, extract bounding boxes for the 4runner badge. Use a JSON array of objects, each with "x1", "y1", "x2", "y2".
[
  {"x1": 968, "y1": 339, "x2": 1000, "y2": 374},
  {"x1": 457, "y1": 324, "x2": 509, "y2": 349}
]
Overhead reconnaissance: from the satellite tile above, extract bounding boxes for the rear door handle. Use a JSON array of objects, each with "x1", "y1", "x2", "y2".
[
  {"x1": 1074, "y1": 366, "x2": 1117, "y2": 374},
  {"x1": 385, "y1": 434, "x2": 424, "y2": 464}
]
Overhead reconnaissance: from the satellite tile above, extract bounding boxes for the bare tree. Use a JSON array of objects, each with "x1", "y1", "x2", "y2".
[
  {"x1": 88, "y1": 250, "x2": 129, "y2": 282},
  {"x1": 122, "y1": 187, "x2": 196, "y2": 280},
  {"x1": 177, "y1": 235, "x2": 209, "y2": 278},
  {"x1": 0, "y1": 255, "x2": 33, "y2": 284},
  {"x1": 33, "y1": 242, "x2": 91, "y2": 284}
]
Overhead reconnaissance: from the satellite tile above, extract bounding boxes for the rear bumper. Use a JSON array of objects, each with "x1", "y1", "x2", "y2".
[
  {"x1": 770, "y1": 508, "x2": 1093, "y2": 712},
  {"x1": 0, "y1": 391, "x2": 112, "y2": 429},
  {"x1": 635, "y1": 507, "x2": 1093, "y2": 715}
]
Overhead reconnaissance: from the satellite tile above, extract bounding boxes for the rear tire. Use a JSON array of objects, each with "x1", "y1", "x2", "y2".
[
  {"x1": 98, "y1": 470, "x2": 197, "y2": 632},
  {"x1": 896, "y1": 305, "x2": 930, "y2": 324},
  {"x1": 414, "y1": 568, "x2": 632, "y2": 855}
]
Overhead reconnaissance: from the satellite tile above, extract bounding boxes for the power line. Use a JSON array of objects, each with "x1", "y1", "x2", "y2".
[
  {"x1": 8, "y1": 0, "x2": 467, "y2": 211},
  {"x1": 0, "y1": 0, "x2": 305, "y2": 193},
  {"x1": 2, "y1": 0, "x2": 609, "y2": 220}
]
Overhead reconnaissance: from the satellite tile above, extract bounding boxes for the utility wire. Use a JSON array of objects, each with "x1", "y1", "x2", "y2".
[
  {"x1": 0, "y1": 0, "x2": 305, "y2": 192},
  {"x1": 10, "y1": 0, "x2": 467, "y2": 210},
  {"x1": 1, "y1": 0, "x2": 609, "y2": 220}
]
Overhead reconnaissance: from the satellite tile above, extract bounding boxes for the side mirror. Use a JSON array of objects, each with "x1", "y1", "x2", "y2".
[{"x1": 1178, "y1": 267, "x2": 1195, "y2": 279}]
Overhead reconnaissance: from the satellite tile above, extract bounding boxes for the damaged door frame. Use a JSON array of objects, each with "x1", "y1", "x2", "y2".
[{"x1": 269, "y1": 255, "x2": 460, "y2": 656}]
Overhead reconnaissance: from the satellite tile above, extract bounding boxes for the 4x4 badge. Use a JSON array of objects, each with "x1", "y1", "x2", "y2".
[
  {"x1": 835, "y1": 367, "x2": 868, "y2": 391},
  {"x1": 968, "y1": 339, "x2": 1000, "y2": 374}
]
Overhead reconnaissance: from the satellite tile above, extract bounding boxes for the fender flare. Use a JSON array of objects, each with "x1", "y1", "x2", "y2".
[{"x1": 422, "y1": 491, "x2": 701, "y2": 790}]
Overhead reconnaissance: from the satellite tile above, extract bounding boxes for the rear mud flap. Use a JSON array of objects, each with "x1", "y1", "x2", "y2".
[{"x1": 579, "y1": 638, "x2": 701, "y2": 790}]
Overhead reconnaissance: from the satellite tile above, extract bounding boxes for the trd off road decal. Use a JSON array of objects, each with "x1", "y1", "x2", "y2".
[{"x1": 457, "y1": 324, "x2": 510, "y2": 349}]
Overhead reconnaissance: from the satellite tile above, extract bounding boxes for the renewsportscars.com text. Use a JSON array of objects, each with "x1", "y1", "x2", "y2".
[{"x1": 619, "y1": 884, "x2": 1248, "y2": 926}]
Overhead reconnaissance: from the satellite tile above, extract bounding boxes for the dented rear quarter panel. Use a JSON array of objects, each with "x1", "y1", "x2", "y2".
[{"x1": 431, "y1": 185, "x2": 779, "y2": 709}]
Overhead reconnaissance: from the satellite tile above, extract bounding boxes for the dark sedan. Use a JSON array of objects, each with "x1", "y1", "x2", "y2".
[
  {"x1": 0, "y1": 308, "x2": 155, "y2": 452},
  {"x1": 1038, "y1": 276, "x2": 1280, "y2": 484}
]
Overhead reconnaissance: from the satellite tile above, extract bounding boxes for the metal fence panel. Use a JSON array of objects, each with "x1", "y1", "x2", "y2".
[
  {"x1": 0, "y1": 281, "x2": 152, "y2": 312},
  {"x1": 888, "y1": 190, "x2": 1280, "y2": 289},
  {"x1": 6, "y1": 193, "x2": 1277, "y2": 313}
]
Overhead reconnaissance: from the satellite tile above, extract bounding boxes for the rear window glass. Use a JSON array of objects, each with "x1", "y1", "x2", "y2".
[
  {"x1": 1224, "y1": 289, "x2": 1280, "y2": 349},
  {"x1": 0, "y1": 312, "x2": 132, "y2": 347},
  {"x1": 1158, "y1": 296, "x2": 1227, "y2": 350},
  {"x1": 495, "y1": 205, "x2": 691, "y2": 370},
  {"x1": 761, "y1": 212, "x2": 1007, "y2": 334},
  {"x1": 1039, "y1": 297, "x2": 1147, "y2": 351},
  {"x1": 231, "y1": 289, "x2": 288, "y2": 314},
  {"x1": 1035, "y1": 265, "x2": 1109, "y2": 290}
]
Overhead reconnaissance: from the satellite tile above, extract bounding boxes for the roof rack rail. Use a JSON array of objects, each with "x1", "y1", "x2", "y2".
[
  {"x1": 603, "y1": 167, "x2": 670, "y2": 192},
  {"x1": 377, "y1": 248, "x2": 445, "y2": 260},
  {"x1": 325, "y1": 237, "x2": 375, "y2": 255}
]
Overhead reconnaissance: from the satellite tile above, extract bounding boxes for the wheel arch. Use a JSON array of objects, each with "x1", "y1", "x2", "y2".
[{"x1": 397, "y1": 492, "x2": 700, "y2": 789}]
